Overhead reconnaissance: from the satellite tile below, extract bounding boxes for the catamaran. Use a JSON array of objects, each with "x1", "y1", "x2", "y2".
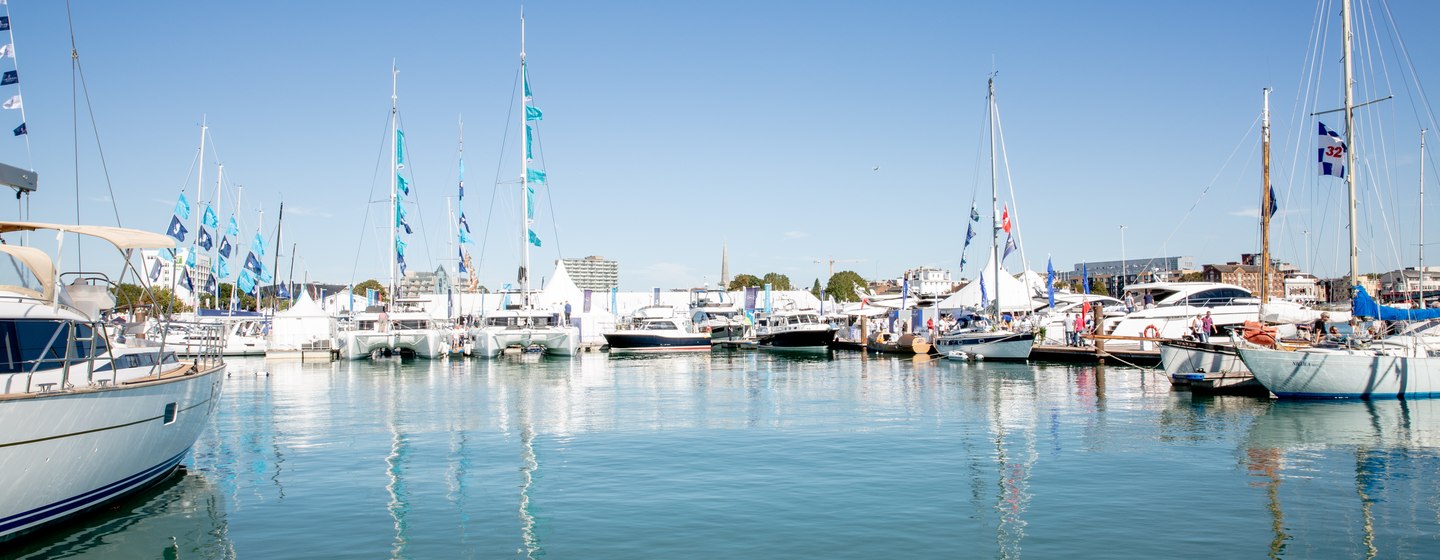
[{"x1": 470, "y1": 15, "x2": 578, "y2": 358}]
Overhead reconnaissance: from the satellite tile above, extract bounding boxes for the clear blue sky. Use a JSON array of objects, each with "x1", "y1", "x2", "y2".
[{"x1": 2, "y1": 0, "x2": 1438, "y2": 291}]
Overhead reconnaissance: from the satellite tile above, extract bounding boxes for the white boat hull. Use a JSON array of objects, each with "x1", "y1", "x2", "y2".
[
  {"x1": 1237, "y1": 344, "x2": 1440, "y2": 399},
  {"x1": 472, "y1": 327, "x2": 579, "y2": 358},
  {"x1": 1159, "y1": 339, "x2": 1248, "y2": 377},
  {"x1": 0, "y1": 365, "x2": 225, "y2": 541},
  {"x1": 933, "y1": 332, "x2": 1034, "y2": 360},
  {"x1": 340, "y1": 330, "x2": 446, "y2": 360}
]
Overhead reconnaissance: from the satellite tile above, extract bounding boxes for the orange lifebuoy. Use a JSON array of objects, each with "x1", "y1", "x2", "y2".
[{"x1": 1142, "y1": 325, "x2": 1160, "y2": 339}]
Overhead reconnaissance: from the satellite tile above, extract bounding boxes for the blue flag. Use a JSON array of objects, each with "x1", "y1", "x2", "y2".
[
  {"x1": 202, "y1": 205, "x2": 218, "y2": 229},
  {"x1": 243, "y1": 252, "x2": 263, "y2": 275},
  {"x1": 12, "y1": 122, "x2": 25, "y2": 136},
  {"x1": 174, "y1": 193, "x2": 191, "y2": 220},
  {"x1": 204, "y1": 274, "x2": 217, "y2": 294},
  {"x1": 1003, "y1": 235, "x2": 1017, "y2": 261},
  {"x1": 970, "y1": 206, "x2": 980, "y2": 222},
  {"x1": 179, "y1": 269, "x2": 193, "y2": 292},
  {"x1": 227, "y1": 215, "x2": 240, "y2": 236},
  {"x1": 1046, "y1": 258, "x2": 1055, "y2": 308},
  {"x1": 458, "y1": 212, "x2": 471, "y2": 233},
  {"x1": 980, "y1": 275, "x2": 988, "y2": 308},
  {"x1": 1318, "y1": 121, "x2": 1347, "y2": 177},
  {"x1": 149, "y1": 258, "x2": 162, "y2": 281},
  {"x1": 197, "y1": 227, "x2": 214, "y2": 251},
  {"x1": 1266, "y1": 186, "x2": 1279, "y2": 218},
  {"x1": 1, "y1": 71, "x2": 16, "y2": 86},
  {"x1": 397, "y1": 252, "x2": 407, "y2": 275},
  {"x1": 166, "y1": 216, "x2": 188, "y2": 242},
  {"x1": 1082, "y1": 262, "x2": 1090, "y2": 295},
  {"x1": 458, "y1": 247, "x2": 467, "y2": 273},
  {"x1": 218, "y1": 236, "x2": 233, "y2": 259}
]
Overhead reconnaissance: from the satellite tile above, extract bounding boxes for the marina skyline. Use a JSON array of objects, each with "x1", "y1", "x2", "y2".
[{"x1": 1, "y1": 1, "x2": 1438, "y2": 291}]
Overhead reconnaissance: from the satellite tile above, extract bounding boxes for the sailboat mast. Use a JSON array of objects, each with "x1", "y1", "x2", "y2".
[
  {"x1": 1260, "y1": 87, "x2": 1272, "y2": 308},
  {"x1": 213, "y1": 163, "x2": 224, "y2": 307},
  {"x1": 1421, "y1": 129, "x2": 1428, "y2": 305},
  {"x1": 1342, "y1": 0, "x2": 1359, "y2": 289},
  {"x1": 390, "y1": 61, "x2": 399, "y2": 306},
  {"x1": 988, "y1": 77, "x2": 1000, "y2": 316},
  {"x1": 519, "y1": 13, "x2": 531, "y2": 307}
]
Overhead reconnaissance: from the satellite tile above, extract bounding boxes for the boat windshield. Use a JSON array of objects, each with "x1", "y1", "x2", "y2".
[
  {"x1": 0, "y1": 253, "x2": 45, "y2": 296},
  {"x1": 643, "y1": 321, "x2": 678, "y2": 330}
]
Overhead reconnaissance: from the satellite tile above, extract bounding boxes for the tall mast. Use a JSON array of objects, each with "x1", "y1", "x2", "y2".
[
  {"x1": 196, "y1": 116, "x2": 207, "y2": 235},
  {"x1": 988, "y1": 77, "x2": 1000, "y2": 317},
  {"x1": 1421, "y1": 129, "x2": 1428, "y2": 305},
  {"x1": 1260, "y1": 87, "x2": 1272, "y2": 308},
  {"x1": 213, "y1": 162, "x2": 224, "y2": 307},
  {"x1": 390, "y1": 61, "x2": 399, "y2": 306},
  {"x1": 519, "y1": 12, "x2": 531, "y2": 307},
  {"x1": 1342, "y1": 0, "x2": 1359, "y2": 289}
]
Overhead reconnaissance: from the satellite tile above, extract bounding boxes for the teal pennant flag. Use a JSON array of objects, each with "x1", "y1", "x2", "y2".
[
  {"x1": 528, "y1": 229, "x2": 542, "y2": 247},
  {"x1": 202, "y1": 204, "x2": 218, "y2": 229},
  {"x1": 525, "y1": 125, "x2": 533, "y2": 160},
  {"x1": 227, "y1": 215, "x2": 240, "y2": 237},
  {"x1": 253, "y1": 232, "x2": 266, "y2": 256},
  {"x1": 395, "y1": 238, "x2": 407, "y2": 257},
  {"x1": 526, "y1": 106, "x2": 543, "y2": 121},
  {"x1": 526, "y1": 186, "x2": 536, "y2": 220},
  {"x1": 397, "y1": 174, "x2": 409, "y2": 195},
  {"x1": 459, "y1": 229, "x2": 472, "y2": 245},
  {"x1": 527, "y1": 168, "x2": 546, "y2": 184},
  {"x1": 396, "y1": 129, "x2": 406, "y2": 167},
  {"x1": 174, "y1": 193, "x2": 191, "y2": 220}
]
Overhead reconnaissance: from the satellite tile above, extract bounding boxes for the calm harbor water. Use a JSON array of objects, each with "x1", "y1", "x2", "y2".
[{"x1": 7, "y1": 351, "x2": 1440, "y2": 559}]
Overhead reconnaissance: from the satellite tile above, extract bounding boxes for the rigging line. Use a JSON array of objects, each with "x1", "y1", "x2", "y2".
[
  {"x1": 532, "y1": 124, "x2": 563, "y2": 260},
  {"x1": 960, "y1": 90, "x2": 988, "y2": 275},
  {"x1": 347, "y1": 107, "x2": 393, "y2": 287},
  {"x1": 992, "y1": 88, "x2": 1034, "y2": 292},
  {"x1": 66, "y1": 1, "x2": 123, "y2": 250},
  {"x1": 479, "y1": 66, "x2": 523, "y2": 286},
  {"x1": 1160, "y1": 114, "x2": 1264, "y2": 261},
  {"x1": 1378, "y1": 0, "x2": 1440, "y2": 172}
]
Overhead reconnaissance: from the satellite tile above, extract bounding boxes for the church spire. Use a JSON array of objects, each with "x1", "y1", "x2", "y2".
[{"x1": 721, "y1": 241, "x2": 730, "y2": 289}]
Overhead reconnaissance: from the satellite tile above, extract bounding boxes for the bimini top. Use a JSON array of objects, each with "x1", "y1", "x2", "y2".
[
  {"x1": 0, "y1": 221, "x2": 177, "y2": 251},
  {"x1": 0, "y1": 221, "x2": 176, "y2": 301}
]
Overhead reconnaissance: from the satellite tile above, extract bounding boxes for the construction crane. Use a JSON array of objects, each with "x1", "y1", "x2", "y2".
[{"x1": 814, "y1": 257, "x2": 863, "y2": 279}]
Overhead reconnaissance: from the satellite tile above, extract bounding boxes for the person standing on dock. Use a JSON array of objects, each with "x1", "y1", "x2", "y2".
[
  {"x1": 1063, "y1": 312, "x2": 1075, "y2": 346},
  {"x1": 1073, "y1": 313, "x2": 1085, "y2": 346},
  {"x1": 1200, "y1": 311, "x2": 1214, "y2": 343},
  {"x1": 564, "y1": 301, "x2": 572, "y2": 324}
]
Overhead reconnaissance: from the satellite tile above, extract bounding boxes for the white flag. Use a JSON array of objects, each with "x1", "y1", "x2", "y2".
[
  {"x1": 1, "y1": 95, "x2": 19, "y2": 110},
  {"x1": 0, "y1": 44, "x2": 13, "y2": 58}
]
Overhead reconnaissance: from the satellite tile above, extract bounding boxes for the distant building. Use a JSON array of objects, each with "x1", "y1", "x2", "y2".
[
  {"x1": 1202, "y1": 263, "x2": 1283, "y2": 299},
  {"x1": 1283, "y1": 274, "x2": 1323, "y2": 304},
  {"x1": 563, "y1": 255, "x2": 619, "y2": 291},
  {"x1": 903, "y1": 267, "x2": 957, "y2": 301},
  {"x1": 140, "y1": 248, "x2": 214, "y2": 302},
  {"x1": 1377, "y1": 266, "x2": 1440, "y2": 303},
  {"x1": 398, "y1": 267, "x2": 466, "y2": 298},
  {"x1": 1323, "y1": 275, "x2": 1381, "y2": 304},
  {"x1": 1058, "y1": 256, "x2": 1196, "y2": 293}
]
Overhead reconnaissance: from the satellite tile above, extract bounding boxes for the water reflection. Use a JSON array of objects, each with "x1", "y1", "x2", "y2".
[
  {"x1": 1245, "y1": 400, "x2": 1440, "y2": 558},
  {"x1": 6, "y1": 470, "x2": 234, "y2": 559}
]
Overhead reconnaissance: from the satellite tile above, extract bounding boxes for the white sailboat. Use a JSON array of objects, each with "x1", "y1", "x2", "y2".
[
  {"x1": 0, "y1": 221, "x2": 226, "y2": 541},
  {"x1": 470, "y1": 15, "x2": 578, "y2": 358},
  {"x1": 339, "y1": 63, "x2": 445, "y2": 360},
  {"x1": 1235, "y1": 0, "x2": 1440, "y2": 399},
  {"x1": 934, "y1": 77, "x2": 1034, "y2": 361}
]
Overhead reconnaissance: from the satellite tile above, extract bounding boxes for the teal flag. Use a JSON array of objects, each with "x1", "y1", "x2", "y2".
[
  {"x1": 526, "y1": 105, "x2": 543, "y2": 121},
  {"x1": 218, "y1": 256, "x2": 231, "y2": 279},
  {"x1": 227, "y1": 215, "x2": 240, "y2": 237},
  {"x1": 526, "y1": 186, "x2": 536, "y2": 219},
  {"x1": 202, "y1": 205, "x2": 218, "y2": 229},
  {"x1": 525, "y1": 125, "x2": 533, "y2": 160},
  {"x1": 174, "y1": 193, "x2": 191, "y2": 220},
  {"x1": 397, "y1": 174, "x2": 409, "y2": 195},
  {"x1": 395, "y1": 238, "x2": 407, "y2": 256},
  {"x1": 396, "y1": 129, "x2": 406, "y2": 166},
  {"x1": 237, "y1": 269, "x2": 256, "y2": 295},
  {"x1": 253, "y1": 232, "x2": 266, "y2": 256},
  {"x1": 528, "y1": 229, "x2": 542, "y2": 247},
  {"x1": 459, "y1": 229, "x2": 472, "y2": 245},
  {"x1": 523, "y1": 65, "x2": 532, "y2": 98},
  {"x1": 395, "y1": 202, "x2": 407, "y2": 224},
  {"x1": 527, "y1": 168, "x2": 546, "y2": 184}
]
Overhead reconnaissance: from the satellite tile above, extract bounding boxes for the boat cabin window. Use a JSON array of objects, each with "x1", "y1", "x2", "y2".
[
  {"x1": 358, "y1": 320, "x2": 377, "y2": 330},
  {"x1": 0, "y1": 319, "x2": 103, "y2": 373},
  {"x1": 1185, "y1": 288, "x2": 1251, "y2": 307},
  {"x1": 644, "y1": 321, "x2": 678, "y2": 330},
  {"x1": 395, "y1": 319, "x2": 430, "y2": 330}
]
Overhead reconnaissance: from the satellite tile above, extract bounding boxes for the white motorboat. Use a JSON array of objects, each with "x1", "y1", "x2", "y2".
[
  {"x1": 688, "y1": 288, "x2": 747, "y2": 343},
  {"x1": 754, "y1": 307, "x2": 835, "y2": 351},
  {"x1": 152, "y1": 315, "x2": 268, "y2": 357},
  {"x1": 933, "y1": 312, "x2": 1034, "y2": 361},
  {"x1": 0, "y1": 221, "x2": 226, "y2": 542},
  {"x1": 603, "y1": 305, "x2": 712, "y2": 353},
  {"x1": 1101, "y1": 282, "x2": 1324, "y2": 346}
]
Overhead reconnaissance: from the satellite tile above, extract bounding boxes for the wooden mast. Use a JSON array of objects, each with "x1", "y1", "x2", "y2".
[{"x1": 1260, "y1": 88, "x2": 1272, "y2": 308}]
